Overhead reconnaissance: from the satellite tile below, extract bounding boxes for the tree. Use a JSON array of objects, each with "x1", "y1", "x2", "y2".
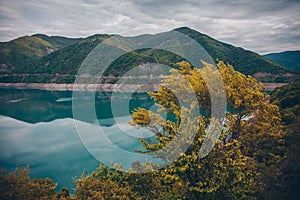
[
  {"x1": 270, "y1": 81, "x2": 300, "y2": 199},
  {"x1": 0, "y1": 166, "x2": 58, "y2": 200},
  {"x1": 74, "y1": 164, "x2": 136, "y2": 200},
  {"x1": 130, "y1": 61, "x2": 286, "y2": 199}
]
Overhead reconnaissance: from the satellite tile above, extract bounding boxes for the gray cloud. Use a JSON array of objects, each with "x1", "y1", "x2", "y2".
[{"x1": 0, "y1": 0, "x2": 299, "y2": 54}]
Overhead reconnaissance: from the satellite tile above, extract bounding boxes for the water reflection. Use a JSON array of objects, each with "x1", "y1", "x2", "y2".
[
  {"x1": 0, "y1": 89, "x2": 152, "y2": 123},
  {"x1": 0, "y1": 89, "x2": 156, "y2": 191}
]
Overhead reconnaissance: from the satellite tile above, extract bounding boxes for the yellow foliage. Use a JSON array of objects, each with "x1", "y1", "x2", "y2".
[{"x1": 130, "y1": 60, "x2": 286, "y2": 199}]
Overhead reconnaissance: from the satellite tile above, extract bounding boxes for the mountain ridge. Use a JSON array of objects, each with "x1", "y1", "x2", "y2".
[
  {"x1": 32, "y1": 34, "x2": 83, "y2": 49},
  {"x1": 175, "y1": 27, "x2": 294, "y2": 75},
  {"x1": 264, "y1": 50, "x2": 300, "y2": 72},
  {"x1": 0, "y1": 27, "x2": 299, "y2": 84}
]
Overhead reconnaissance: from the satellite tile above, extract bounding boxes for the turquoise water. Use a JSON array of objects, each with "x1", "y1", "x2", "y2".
[{"x1": 0, "y1": 89, "x2": 156, "y2": 190}]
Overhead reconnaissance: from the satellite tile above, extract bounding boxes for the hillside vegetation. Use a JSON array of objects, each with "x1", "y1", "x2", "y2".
[
  {"x1": 0, "y1": 27, "x2": 298, "y2": 83},
  {"x1": 270, "y1": 81, "x2": 300, "y2": 198},
  {"x1": 0, "y1": 36, "x2": 56, "y2": 72},
  {"x1": 175, "y1": 27, "x2": 293, "y2": 75}
]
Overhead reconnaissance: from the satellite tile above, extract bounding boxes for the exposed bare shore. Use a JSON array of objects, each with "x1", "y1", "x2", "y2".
[
  {"x1": 0, "y1": 82, "x2": 288, "y2": 92},
  {"x1": 262, "y1": 83, "x2": 289, "y2": 91},
  {"x1": 0, "y1": 83, "x2": 161, "y2": 92}
]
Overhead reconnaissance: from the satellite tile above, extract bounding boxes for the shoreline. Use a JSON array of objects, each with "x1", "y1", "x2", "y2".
[
  {"x1": 0, "y1": 82, "x2": 289, "y2": 92},
  {"x1": 0, "y1": 83, "x2": 161, "y2": 92}
]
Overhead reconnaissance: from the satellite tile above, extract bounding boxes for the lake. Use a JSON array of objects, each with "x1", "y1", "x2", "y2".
[{"x1": 0, "y1": 89, "x2": 158, "y2": 191}]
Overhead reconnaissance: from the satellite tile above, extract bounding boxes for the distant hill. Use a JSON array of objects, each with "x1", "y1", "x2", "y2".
[
  {"x1": 175, "y1": 27, "x2": 292, "y2": 75},
  {"x1": 0, "y1": 34, "x2": 83, "y2": 74},
  {"x1": 0, "y1": 27, "x2": 298, "y2": 84},
  {"x1": 264, "y1": 51, "x2": 300, "y2": 72},
  {"x1": 0, "y1": 36, "x2": 56, "y2": 73},
  {"x1": 32, "y1": 34, "x2": 110, "y2": 75}
]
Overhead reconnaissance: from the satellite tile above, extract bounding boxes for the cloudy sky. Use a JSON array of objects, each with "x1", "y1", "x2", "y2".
[{"x1": 0, "y1": 0, "x2": 299, "y2": 54}]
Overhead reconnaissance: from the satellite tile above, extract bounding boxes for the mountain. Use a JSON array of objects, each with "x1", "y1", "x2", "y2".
[
  {"x1": 0, "y1": 36, "x2": 56, "y2": 73},
  {"x1": 0, "y1": 27, "x2": 299, "y2": 84},
  {"x1": 264, "y1": 51, "x2": 300, "y2": 72},
  {"x1": 0, "y1": 34, "x2": 83, "y2": 74},
  {"x1": 32, "y1": 34, "x2": 110, "y2": 74}
]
